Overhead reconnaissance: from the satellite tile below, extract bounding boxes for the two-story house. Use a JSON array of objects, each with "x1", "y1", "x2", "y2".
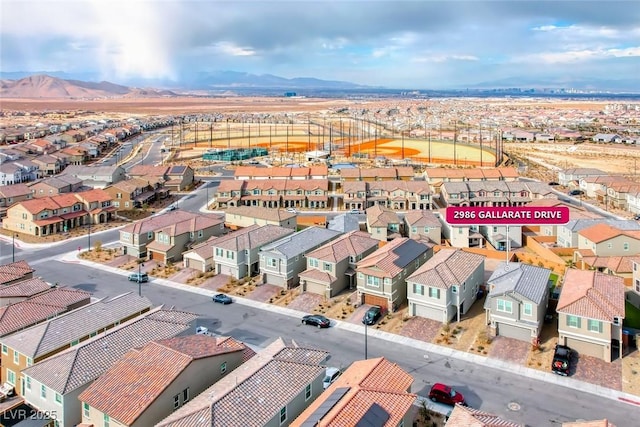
[
  {"x1": 103, "y1": 178, "x2": 161, "y2": 210},
  {"x1": 365, "y1": 204, "x2": 402, "y2": 242},
  {"x1": 61, "y1": 164, "x2": 126, "y2": 188},
  {"x1": 156, "y1": 338, "x2": 328, "y2": 427},
  {"x1": 0, "y1": 278, "x2": 51, "y2": 307},
  {"x1": 206, "y1": 224, "x2": 294, "y2": 278},
  {"x1": 223, "y1": 206, "x2": 297, "y2": 230},
  {"x1": 146, "y1": 214, "x2": 225, "y2": 263},
  {"x1": 259, "y1": 227, "x2": 342, "y2": 288},
  {"x1": 558, "y1": 168, "x2": 607, "y2": 187},
  {"x1": 557, "y1": 269, "x2": 625, "y2": 362},
  {"x1": 0, "y1": 183, "x2": 33, "y2": 218},
  {"x1": 357, "y1": 237, "x2": 432, "y2": 311},
  {"x1": 630, "y1": 257, "x2": 640, "y2": 309},
  {"x1": 484, "y1": 262, "x2": 551, "y2": 342},
  {"x1": 406, "y1": 249, "x2": 485, "y2": 323},
  {"x1": 291, "y1": 357, "x2": 416, "y2": 427},
  {"x1": 479, "y1": 224, "x2": 523, "y2": 251},
  {"x1": 438, "y1": 208, "x2": 485, "y2": 248},
  {"x1": 78, "y1": 335, "x2": 252, "y2": 427},
  {"x1": 574, "y1": 223, "x2": 640, "y2": 268},
  {"x1": 403, "y1": 210, "x2": 442, "y2": 243},
  {"x1": 128, "y1": 165, "x2": 195, "y2": 192},
  {"x1": 20, "y1": 308, "x2": 198, "y2": 427},
  {"x1": 28, "y1": 175, "x2": 83, "y2": 199},
  {"x1": 299, "y1": 231, "x2": 380, "y2": 298},
  {"x1": 119, "y1": 211, "x2": 220, "y2": 259},
  {"x1": 0, "y1": 293, "x2": 151, "y2": 396}
]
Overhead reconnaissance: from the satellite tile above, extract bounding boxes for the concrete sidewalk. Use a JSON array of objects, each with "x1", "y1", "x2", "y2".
[{"x1": 57, "y1": 249, "x2": 640, "y2": 409}]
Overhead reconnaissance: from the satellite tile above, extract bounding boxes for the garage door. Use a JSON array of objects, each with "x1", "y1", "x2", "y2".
[
  {"x1": 217, "y1": 263, "x2": 238, "y2": 278},
  {"x1": 150, "y1": 251, "x2": 164, "y2": 262},
  {"x1": 363, "y1": 294, "x2": 388, "y2": 310},
  {"x1": 565, "y1": 337, "x2": 604, "y2": 359},
  {"x1": 185, "y1": 258, "x2": 205, "y2": 272},
  {"x1": 412, "y1": 303, "x2": 443, "y2": 322},
  {"x1": 304, "y1": 281, "x2": 327, "y2": 296},
  {"x1": 496, "y1": 323, "x2": 532, "y2": 342}
]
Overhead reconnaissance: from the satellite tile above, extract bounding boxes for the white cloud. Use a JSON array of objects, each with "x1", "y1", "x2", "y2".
[
  {"x1": 513, "y1": 46, "x2": 640, "y2": 64},
  {"x1": 212, "y1": 42, "x2": 257, "y2": 57},
  {"x1": 412, "y1": 54, "x2": 479, "y2": 63}
]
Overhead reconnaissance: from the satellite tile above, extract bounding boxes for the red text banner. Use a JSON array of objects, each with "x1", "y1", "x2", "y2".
[{"x1": 446, "y1": 206, "x2": 570, "y2": 226}]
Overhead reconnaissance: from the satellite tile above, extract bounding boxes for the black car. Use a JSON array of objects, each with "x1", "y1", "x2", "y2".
[
  {"x1": 302, "y1": 314, "x2": 331, "y2": 328},
  {"x1": 569, "y1": 189, "x2": 584, "y2": 196},
  {"x1": 548, "y1": 181, "x2": 560, "y2": 186},
  {"x1": 212, "y1": 293, "x2": 233, "y2": 304},
  {"x1": 552, "y1": 344, "x2": 573, "y2": 376},
  {"x1": 362, "y1": 305, "x2": 383, "y2": 325}
]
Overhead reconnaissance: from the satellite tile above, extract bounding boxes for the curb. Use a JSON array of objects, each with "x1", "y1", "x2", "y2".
[{"x1": 62, "y1": 249, "x2": 640, "y2": 409}]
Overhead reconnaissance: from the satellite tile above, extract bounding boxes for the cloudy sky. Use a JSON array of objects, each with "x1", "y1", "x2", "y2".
[{"x1": 2, "y1": 0, "x2": 639, "y2": 89}]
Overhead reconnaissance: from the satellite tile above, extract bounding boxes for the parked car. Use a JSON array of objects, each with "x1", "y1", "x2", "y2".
[
  {"x1": 286, "y1": 208, "x2": 298, "y2": 214},
  {"x1": 323, "y1": 367, "x2": 342, "y2": 389},
  {"x1": 167, "y1": 204, "x2": 178, "y2": 211},
  {"x1": 212, "y1": 293, "x2": 233, "y2": 304},
  {"x1": 568, "y1": 189, "x2": 584, "y2": 196},
  {"x1": 552, "y1": 344, "x2": 573, "y2": 376},
  {"x1": 349, "y1": 209, "x2": 361, "y2": 214},
  {"x1": 548, "y1": 181, "x2": 560, "y2": 186},
  {"x1": 301, "y1": 314, "x2": 331, "y2": 328},
  {"x1": 128, "y1": 272, "x2": 149, "y2": 283},
  {"x1": 634, "y1": 214, "x2": 640, "y2": 221},
  {"x1": 428, "y1": 383, "x2": 466, "y2": 406},
  {"x1": 362, "y1": 305, "x2": 383, "y2": 325}
]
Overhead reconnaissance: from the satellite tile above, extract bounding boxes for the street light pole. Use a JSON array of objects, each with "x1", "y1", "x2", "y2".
[
  {"x1": 138, "y1": 262, "x2": 145, "y2": 296},
  {"x1": 12, "y1": 234, "x2": 16, "y2": 263},
  {"x1": 88, "y1": 219, "x2": 92, "y2": 251},
  {"x1": 364, "y1": 322, "x2": 368, "y2": 360},
  {"x1": 205, "y1": 182, "x2": 209, "y2": 210}
]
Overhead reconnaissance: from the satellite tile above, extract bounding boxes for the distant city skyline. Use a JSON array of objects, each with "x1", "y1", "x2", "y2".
[{"x1": 1, "y1": 0, "x2": 639, "y2": 90}]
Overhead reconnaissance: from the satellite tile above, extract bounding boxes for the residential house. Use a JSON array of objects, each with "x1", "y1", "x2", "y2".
[
  {"x1": 103, "y1": 178, "x2": 162, "y2": 210},
  {"x1": 31, "y1": 154, "x2": 63, "y2": 176},
  {"x1": 146, "y1": 214, "x2": 225, "y2": 263},
  {"x1": 579, "y1": 175, "x2": 627, "y2": 198},
  {"x1": 208, "y1": 224, "x2": 294, "y2": 278},
  {"x1": 602, "y1": 180, "x2": 640, "y2": 210},
  {"x1": 406, "y1": 249, "x2": 484, "y2": 323},
  {"x1": 480, "y1": 224, "x2": 523, "y2": 251},
  {"x1": 128, "y1": 165, "x2": 195, "y2": 192},
  {"x1": 0, "y1": 292, "x2": 151, "y2": 396},
  {"x1": 0, "y1": 287, "x2": 91, "y2": 338},
  {"x1": 629, "y1": 257, "x2": 640, "y2": 309},
  {"x1": 438, "y1": 209, "x2": 485, "y2": 248},
  {"x1": 3, "y1": 189, "x2": 114, "y2": 237},
  {"x1": 558, "y1": 168, "x2": 607, "y2": 187},
  {"x1": 557, "y1": 219, "x2": 640, "y2": 248},
  {"x1": 366, "y1": 204, "x2": 402, "y2": 242},
  {"x1": 78, "y1": 335, "x2": 252, "y2": 427},
  {"x1": 299, "y1": 231, "x2": 380, "y2": 298},
  {"x1": 234, "y1": 165, "x2": 328, "y2": 180},
  {"x1": 20, "y1": 308, "x2": 198, "y2": 427},
  {"x1": 0, "y1": 261, "x2": 35, "y2": 286},
  {"x1": 404, "y1": 210, "x2": 442, "y2": 243},
  {"x1": 0, "y1": 277, "x2": 51, "y2": 307},
  {"x1": 339, "y1": 167, "x2": 415, "y2": 182},
  {"x1": 592, "y1": 133, "x2": 622, "y2": 143},
  {"x1": 503, "y1": 130, "x2": 535, "y2": 142},
  {"x1": 484, "y1": 262, "x2": 551, "y2": 342},
  {"x1": 440, "y1": 181, "x2": 536, "y2": 208},
  {"x1": 557, "y1": 269, "x2": 625, "y2": 362},
  {"x1": 0, "y1": 183, "x2": 33, "y2": 218},
  {"x1": 326, "y1": 213, "x2": 360, "y2": 233},
  {"x1": 28, "y1": 175, "x2": 83, "y2": 198},
  {"x1": 215, "y1": 179, "x2": 329, "y2": 210},
  {"x1": 424, "y1": 167, "x2": 519, "y2": 187},
  {"x1": 259, "y1": 227, "x2": 342, "y2": 288},
  {"x1": 357, "y1": 237, "x2": 431, "y2": 311},
  {"x1": 291, "y1": 357, "x2": 416, "y2": 427},
  {"x1": 0, "y1": 162, "x2": 35, "y2": 186},
  {"x1": 446, "y1": 405, "x2": 523, "y2": 427},
  {"x1": 119, "y1": 211, "x2": 223, "y2": 259},
  {"x1": 531, "y1": 200, "x2": 601, "y2": 239},
  {"x1": 224, "y1": 206, "x2": 297, "y2": 230},
  {"x1": 59, "y1": 146, "x2": 88, "y2": 165},
  {"x1": 156, "y1": 338, "x2": 328, "y2": 427},
  {"x1": 575, "y1": 223, "x2": 640, "y2": 266},
  {"x1": 61, "y1": 165, "x2": 126, "y2": 188}
]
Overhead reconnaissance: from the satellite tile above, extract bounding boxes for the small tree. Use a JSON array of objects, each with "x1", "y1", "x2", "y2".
[{"x1": 93, "y1": 241, "x2": 102, "y2": 252}]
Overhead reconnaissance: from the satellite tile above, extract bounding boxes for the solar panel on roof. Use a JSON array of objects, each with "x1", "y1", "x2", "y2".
[
  {"x1": 170, "y1": 165, "x2": 186, "y2": 174},
  {"x1": 300, "y1": 386, "x2": 350, "y2": 427},
  {"x1": 355, "y1": 403, "x2": 390, "y2": 427}
]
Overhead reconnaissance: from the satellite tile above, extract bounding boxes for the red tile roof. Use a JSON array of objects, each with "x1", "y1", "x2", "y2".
[{"x1": 558, "y1": 269, "x2": 625, "y2": 321}]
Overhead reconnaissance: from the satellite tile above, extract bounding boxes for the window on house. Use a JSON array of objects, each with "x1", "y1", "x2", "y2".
[
  {"x1": 268, "y1": 258, "x2": 277, "y2": 267},
  {"x1": 55, "y1": 393, "x2": 62, "y2": 404},
  {"x1": 497, "y1": 299, "x2": 513, "y2": 314},
  {"x1": 411, "y1": 226, "x2": 417, "y2": 233},
  {"x1": 566, "y1": 315, "x2": 581, "y2": 328},
  {"x1": 305, "y1": 384, "x2": 312, "y2": 400},
  {"x1": 588, "y1": 319, "x2": 603, "y2": 333},
  {"x1": 221, "y1": 362, "x2": 227, "y2": 374},
  {"x1": 624, "y1": 242, "x2": 630, "y2": 251},
  {"x1": 147, "y1": 231, "x2": 153, "y2": 239},
  {"x1": 636, "y1": 279, "x2": 640, "y2": 293},
  {"x1": 71, "y1": 339, "x2": 79, "y2": 346},
  {"x1": 280, "y1": 407, "x2": 287, "y2": 424},
  {"x1": 226, "y1": 251, "x2": 234, "y2": 259},
  {"x1": 1, "y1": 345, "x2": 6, "y2": 355},
  {"x1": 173, "y1": 394, "x2": 180, "y2": 409},
  {"x1": 607, "y1": 243, "x2": 612, "y2": 249},
  {"x1": 104, "y1": 414, "x2": 110, "y2": 427},
  {"x1": 429, "y1": 287, "x2": 440, "y2": 299},
  {"x1": 357, "y1": 272, "x2": 364, "y2": 279},
  {"x1": 6, "y1": 370, "x2": 15, "y2": 386},
  {"x1": 83, "y1": 402, "x2": 89, "y2": 418},
  {"x1": 413, "y1": 283, "x2": 424, "y2": 295},
  {"x1": 183, "y1": 388, "x2": 190, "y2": 403},
  {"x1": 323, "y1": 263, "x2": 332, "y2": 272},
  {"x1": 523, "y1": 303, "x2": 533, "y2": 316},
  {"x1": 13, "y1": 350, "x2": 19, "y2": 364},
  {"x1": 26, "y1": 376, "x2": 31, "y2": 390},
  {"x1": 451, "y1": 286, "x2": 458, "y2": 294},
  {"x1": 41, "y1": 384, "x2": 47, "y2": 399},
  {"x1": 366, "y1": 276, "x2": 380, "y2": 287}
]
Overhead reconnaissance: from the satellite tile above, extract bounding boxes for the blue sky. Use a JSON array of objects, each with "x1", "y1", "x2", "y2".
[{"x1": 1, "y1": 0, "x2": 639, "y2": 89}]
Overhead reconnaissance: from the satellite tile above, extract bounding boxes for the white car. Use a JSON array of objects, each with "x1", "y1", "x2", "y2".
[
  {"x1": 323, "y1": 367, "x2": 342, "y2": 389},
  {"x1": 286, "y1": 208, "x2": 298, "y2": 214}
]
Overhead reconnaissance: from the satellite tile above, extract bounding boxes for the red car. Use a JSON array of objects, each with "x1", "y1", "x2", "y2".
[{"x1": 428, "y1": 383, "x2": 466, "y2": 406}]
